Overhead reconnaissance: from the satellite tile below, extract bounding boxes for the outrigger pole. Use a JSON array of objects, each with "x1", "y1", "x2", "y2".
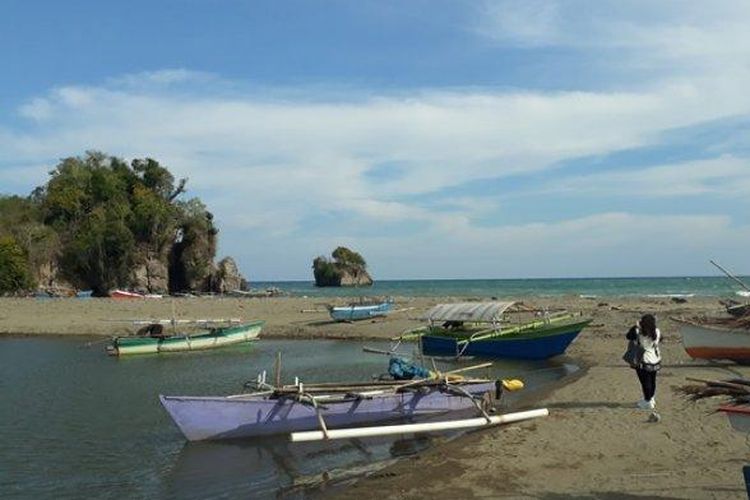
[
  {"x1": 289, "y1": 408, "x2": 549, "y2": 442},
  {"x1": 710, "y1": 259, "x2": 750, "y2": 293}
]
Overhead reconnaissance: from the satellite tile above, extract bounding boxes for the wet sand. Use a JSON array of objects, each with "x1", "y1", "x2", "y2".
[{"x1": 2, "y1": 295, "x2": 748, "y2": 498}]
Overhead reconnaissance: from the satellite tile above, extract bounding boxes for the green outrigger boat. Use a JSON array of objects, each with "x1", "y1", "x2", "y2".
[
  {"x1": 106, "y1": 319, "x2": 264, "y2": 356},
  {"x1": 397, "y1": 302, "x2": 591, "y2": 360}
]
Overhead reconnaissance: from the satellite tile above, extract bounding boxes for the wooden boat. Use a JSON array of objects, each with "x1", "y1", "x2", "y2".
[
  {"x1": 412, "y1": 302, "x2": 591, "y2": 359},
  {"x1": 161, "y1": 376, "x2": 499, "y2": 441},
  {"x1": 718, "y1": 405, "x2": 750, "y2": 433},
  {"x1": 673, "y1": 317, "x2": 750, "y2": 362},
  {"x1": 110, "y1": 289, "x2": 162, "y2": 299},
  {"x1": 329, "y1": 300, "x2": 392, "y2": 322},
  {"x1": 107, "y1": 319, "x2": 264, "y2": 356}
]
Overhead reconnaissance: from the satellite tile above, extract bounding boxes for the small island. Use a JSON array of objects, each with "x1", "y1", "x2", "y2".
[{"x1": 312, "y1": 246, "x2": 373, "y2": 287}]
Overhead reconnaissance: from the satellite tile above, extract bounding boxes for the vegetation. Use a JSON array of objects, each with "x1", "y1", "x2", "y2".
[
  {"x1": 0, "y1": 236, "x2": 32, "y2": 293},
  {"x1": 312, "y1": 246, "x2": 371, "y2": 287},
  {"x1": 0, "y1": 151, "x2": 220, "y2": 295}
]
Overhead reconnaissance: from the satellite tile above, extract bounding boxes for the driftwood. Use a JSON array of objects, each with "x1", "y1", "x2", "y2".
[{"x1": 676, "y1": 377, "x2": 750, "y2": 403}]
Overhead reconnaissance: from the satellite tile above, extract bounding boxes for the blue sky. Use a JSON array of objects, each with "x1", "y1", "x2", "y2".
[{"x1": 2, "y1": 1, "x2": 750, "y2": 280}]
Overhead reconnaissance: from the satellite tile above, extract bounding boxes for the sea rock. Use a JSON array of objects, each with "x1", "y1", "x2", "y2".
[
  {"x1": 312, "y1": 247, "x2": 373, "y2": 287},
  {"x1": 209, "y1": 257, "x2": 246, "y2": 293},
  {"x1": 338, "y1": 268, "x2": 373, "y2": 287}
]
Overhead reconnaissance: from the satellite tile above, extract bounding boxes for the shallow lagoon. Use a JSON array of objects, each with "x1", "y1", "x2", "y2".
[{"x1": 0, "y1": 337, "x2": 576, "y2": 499}]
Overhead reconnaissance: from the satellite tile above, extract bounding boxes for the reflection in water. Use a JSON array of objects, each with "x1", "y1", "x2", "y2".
[{"x1": 165, "y1": 434, "x2": 435, "y2": 499}]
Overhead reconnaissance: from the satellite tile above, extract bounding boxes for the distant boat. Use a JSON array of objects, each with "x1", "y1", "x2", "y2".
[
  {"x1": 106, "y1": 319, "x2": 264, "y2": 356},
  {"x1": 674, "y1": 317, "x2": 750, "y2": 362},
  {"x1": 408, "y1": 302, "x2": 591, "y2": 360},
  {"x1": 110, "y1": 289, "x2": 163, "y2": 299},
  {"x1": 329, "y1": 300, "x2": 393, "y2": 322}
]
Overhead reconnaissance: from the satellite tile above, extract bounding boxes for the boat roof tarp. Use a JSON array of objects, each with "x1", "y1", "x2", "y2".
[{"x1": 422, "y1": 302, "x2": 515, "y2": 322}]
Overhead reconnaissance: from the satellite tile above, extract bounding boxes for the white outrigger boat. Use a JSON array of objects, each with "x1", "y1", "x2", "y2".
[
  {"x1": 106, "y1": 319, "x2": 264, "y2": 356},
  {"x1": 160, "y1": 360, "x2": 548, "y2": 442},
  {"x1": 673, "y1": 316, "x2": 750, "y2": 363}
]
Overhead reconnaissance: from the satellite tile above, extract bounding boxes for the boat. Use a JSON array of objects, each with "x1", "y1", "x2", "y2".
[
  {"x1": 159, "y1": 357, "x2": 546, "y2": 442},
  {"x1": 718, "y1": 405, "x2": 750, "y2": 433},
  {"x1": 328, "y1": 300, "x2": 393, "y2": 322},
  {"x1": 106, "y1": 319, "x2": 264, "y2": 356},
  {"x1": 160, "y1": 377, "x2": 498, "y2": 441},
  {"x1": 673, "y1": 316, "x2": 750, "y2": 362},
  {"x1": 410, "y1": 302, "x2": 591, "y2": 359},
  {"x1": 110, "y1": 289, "x2": 163, "y2": 299}
]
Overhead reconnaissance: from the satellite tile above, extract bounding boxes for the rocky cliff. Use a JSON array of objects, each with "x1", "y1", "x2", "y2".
[{"x1": 312, "y1": 246, "x2": 373, "y2": 287}]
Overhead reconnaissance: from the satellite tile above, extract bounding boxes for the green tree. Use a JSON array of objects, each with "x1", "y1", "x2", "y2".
[
  {"x1": 60, "y1": 205, "x2": 135, "y2": 295},
  {"x1": 312, "y1": 256, "x2": 340, "y2": 286},
  {"x1": 0, "y1": 236, "x2": 31, "y2": 293},
  {"x1": 332, "y1": 246, "x2": 366, "y2": 267}
]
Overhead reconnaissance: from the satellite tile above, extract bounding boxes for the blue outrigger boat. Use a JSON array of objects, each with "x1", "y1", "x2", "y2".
[
  {"x1": 329, "y1": 300, "x2": 393, "y2": 322},
  {"x1": 410, "y1": 302, "x2": 591, "y2": 360}
]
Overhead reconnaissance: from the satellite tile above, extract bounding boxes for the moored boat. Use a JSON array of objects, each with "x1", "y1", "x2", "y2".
[
  {"x1": 110, "y1": 289, "x2": 163, "y2": 299},
  {"x1": 329, "y1": 300, "x2": 392, "y2": 322},
  {"x1": 412, "y1": 302, "x2": 591, "y2": 360},
  {"x1": 674, "y1": 316, "x2": 750, "y2": 362},
  {"x1": 160, "y1": 377, "x2": 500, "y2": 441},
  {"x1": 107, "y1": 320, "x2": 264, "y2": 356}
]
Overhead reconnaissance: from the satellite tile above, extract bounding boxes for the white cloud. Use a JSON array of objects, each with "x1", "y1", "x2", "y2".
[
  {"x1": 475, "y1": 0, "x2": 750, "y2": 78},
  {"x1": 548, "y1": 156, "x2": 750, "y2": 198}
]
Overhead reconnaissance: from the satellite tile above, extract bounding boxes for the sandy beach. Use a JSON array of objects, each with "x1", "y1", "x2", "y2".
[{"x1": 1, "y1": 295, "x2": 748, "y2": 498}]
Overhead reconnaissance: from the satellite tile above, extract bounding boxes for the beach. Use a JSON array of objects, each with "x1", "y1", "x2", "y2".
[{"x1": 1, "y1": 294, "x2": 748, "y2": 498}]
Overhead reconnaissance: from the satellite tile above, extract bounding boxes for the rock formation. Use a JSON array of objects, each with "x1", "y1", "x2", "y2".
[
  {"x1": 209, "y1": 257, "x2": 246, "y2": 293},
  {"x1": 313, "y1": 246, "x2": 373, "y2": 287}
]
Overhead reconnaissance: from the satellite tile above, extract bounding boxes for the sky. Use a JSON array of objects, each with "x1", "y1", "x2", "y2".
[{"x1": 2, "y1": 0, "x2": 750, "y2": 280}]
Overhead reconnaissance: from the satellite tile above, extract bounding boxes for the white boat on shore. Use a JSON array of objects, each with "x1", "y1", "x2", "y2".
[{"x1": 674, "y1": 317, "x2": 750, "y2": 362}]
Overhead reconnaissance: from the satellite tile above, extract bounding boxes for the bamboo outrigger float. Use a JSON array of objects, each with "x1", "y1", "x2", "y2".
[{"x1": 400, "y1": 302, "x2": 592, "y2": 360}]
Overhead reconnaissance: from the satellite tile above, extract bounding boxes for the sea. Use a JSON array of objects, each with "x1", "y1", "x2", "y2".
[{"x1": 253, "y1": 276, "x2": 750, "y2": 299}]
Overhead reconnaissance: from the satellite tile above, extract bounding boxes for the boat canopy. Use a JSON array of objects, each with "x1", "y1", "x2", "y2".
[{"x1": 422, "y1": 302, "x2": 515, "y2": 323}]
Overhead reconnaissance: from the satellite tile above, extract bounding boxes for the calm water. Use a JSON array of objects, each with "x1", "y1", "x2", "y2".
[
  {"x1": 254, "y1": 276, "x2": 750, "y2": 299},
  {"x1": 0, "y1": 338, "x2": 575, "y2": 499}
]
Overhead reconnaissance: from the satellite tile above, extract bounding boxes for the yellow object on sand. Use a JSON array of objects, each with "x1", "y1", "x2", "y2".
[{"x1": 502, "y1": 379, "x2": 524, "y2": 391}]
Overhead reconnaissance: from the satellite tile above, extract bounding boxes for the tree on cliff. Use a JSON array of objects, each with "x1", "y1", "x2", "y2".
[
  {"x1": 0, "y1": 236, "x2": 32, "y2": 294},
  {"x1": 312, "y1": 246, "x2": 372, "y2": 287},
  {"x1": 0, "y1": 151, "x2": 222, "y2": 295}
]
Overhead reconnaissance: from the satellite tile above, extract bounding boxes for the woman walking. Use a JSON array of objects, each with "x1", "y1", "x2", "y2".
[{"x1": 626, "y1": 314, "x2": 662, "y2": 409}]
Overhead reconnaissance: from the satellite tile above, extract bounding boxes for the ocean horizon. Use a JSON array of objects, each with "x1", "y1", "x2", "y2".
[{"x1": 253, "y1": 276, "x2": 750, "y2": 299}]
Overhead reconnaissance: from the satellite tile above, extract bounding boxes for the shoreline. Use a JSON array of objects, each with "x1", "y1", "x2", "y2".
[
  {"x1": 0, "y1": 294, "x2": 725, "y2": 338},
  {"x1": 2, "y1": 294, "x2": 749, "y2": 498}
]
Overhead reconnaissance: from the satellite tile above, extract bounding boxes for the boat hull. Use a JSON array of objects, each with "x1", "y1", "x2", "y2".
[
  {"x1": 160, "y1": 381, "x2": 496, "y2": 441},
  {"x1": 719, "y1": 405, "x2": 750, "y2": 433},
  {"x1": 329, "y1": 302, "x2": 392, "y2": 322},
  {"x1": 679, "y1": 322, "x2": 750, "y2": 362},
  {"x1": 421, "y1": 320, "x2": 591, "y2": 359},
  {"x1": 110, "y1": 321, "x2": 264, "y2": 356}
]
